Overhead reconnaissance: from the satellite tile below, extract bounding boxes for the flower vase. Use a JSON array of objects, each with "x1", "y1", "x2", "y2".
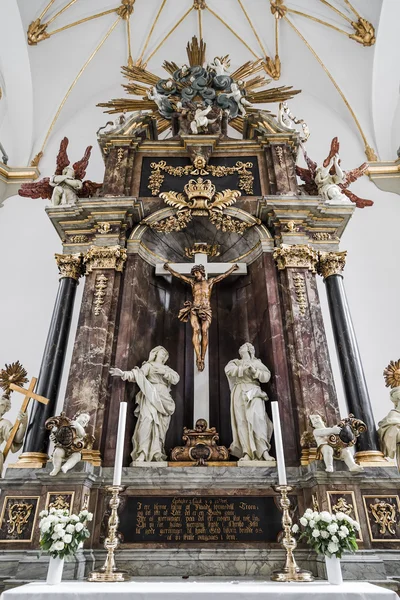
[
  {"x1": 325, "y1": 555, "x2": 343, "y2": 585},
  {"x1": 46, "y1": 556, "x2": 64, "y2": 585}
]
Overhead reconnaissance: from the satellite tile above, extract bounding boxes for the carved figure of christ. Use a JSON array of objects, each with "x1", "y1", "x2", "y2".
[{"x1": 156, "y1": 251, "x2": 247, "y2": 425}]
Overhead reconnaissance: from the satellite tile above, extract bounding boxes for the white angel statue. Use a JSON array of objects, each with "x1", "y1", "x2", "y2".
[
  {"x1": 378, "y1": 386, "x2": 400, "y2": 469},
  {"x1": 50, "y1": 166, "x2": 83, "y2": 206},
  {"x1": 110, "y1": 346, "x2": 179, "y2": 463},
  {"x1": 315, "y1": 154, "x2": 352, "y2": 205},
  {"x1": 225, "y1": 83, "x2": 252, "y2": 117},
  {"x1": 225, "y1": 343, "x2": 275, "y2": 463}
]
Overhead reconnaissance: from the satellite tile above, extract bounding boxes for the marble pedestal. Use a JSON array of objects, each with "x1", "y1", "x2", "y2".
[{"x1": 0, "y1": 463, "x2": 399, "y2": 590}]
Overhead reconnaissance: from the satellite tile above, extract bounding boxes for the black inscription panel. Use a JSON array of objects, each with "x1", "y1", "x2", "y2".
[
  {"x1": 139, "y1": 156, "x2": 262, "y2": 197},
  {"x1": 118, "y1": 496, "x2": 283, "y2": 543}
]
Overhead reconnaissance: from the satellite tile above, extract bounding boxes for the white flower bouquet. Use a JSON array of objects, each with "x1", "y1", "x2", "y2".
[
  {"x1": 39, "y1": 508, "x2": 93, "y2": 559},
  {"x1": 292, "y1": 509, "x2": 360, "y2": 558}
]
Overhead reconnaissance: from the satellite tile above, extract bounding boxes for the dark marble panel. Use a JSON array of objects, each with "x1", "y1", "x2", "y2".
[{"x1": 139, "y1": 156, "x2": 261, "y2": 198}]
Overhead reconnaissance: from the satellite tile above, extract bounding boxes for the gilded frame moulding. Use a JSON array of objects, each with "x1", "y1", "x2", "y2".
[
  {"x1": 273, "y1": 244, "x2": 318, "y2": 272},
  {"x1": 55, "y1": 253, "x2": 84, "y2": 281},
  {"x1": 318, "y1": 250, "x2": 347, "y2": 279},
  {"x1": 363, "y1": 495, "x2": 400, "y2": 542},
  {"x1": 148, "y1": 159, "x2": 255, "y2": 197},
  {"x1": 83, "y1": 245, "x2": 127, "y2": 273},
  {"x1": 0, "y1": 495, "x2": 40, "y2": 543}
]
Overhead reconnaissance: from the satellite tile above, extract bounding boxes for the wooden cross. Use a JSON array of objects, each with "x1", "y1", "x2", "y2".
[{"x1": 3, "y1": 377, "x2": 49, "y2": 459}]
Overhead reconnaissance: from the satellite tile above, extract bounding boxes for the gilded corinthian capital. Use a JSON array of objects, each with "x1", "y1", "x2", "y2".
[
  {"x1": 318, "y1": 251, "x2": 347, "y2": 279},
  {"x1": 55, "y1": 253, "x2": 83, "y2": 281},
  {"x1": 83, "y1": 245, "x2": 127, "y2": 274},
  {"x1": 273, "y1": 244, "x2": 318, "y2": 273}
]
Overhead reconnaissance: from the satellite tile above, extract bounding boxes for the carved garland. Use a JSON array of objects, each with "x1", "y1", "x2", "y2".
[
  {"x1": 93, "y1": 274, "x2": 108, "y2": 316},
  {"x1": 148, "y1": 160, "x2": 254, "y2": 196},
  {"x1": 293, "y1": 273, "x2": 307, "y2": 315}
]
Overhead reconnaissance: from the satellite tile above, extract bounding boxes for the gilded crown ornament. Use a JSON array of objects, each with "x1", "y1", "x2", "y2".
[
  {"x1": 185, "y1": 243, "x2": 220, "y2": 258},
  {"x1": 184, "y1": 178, "x2": 216, "y2": 205}
]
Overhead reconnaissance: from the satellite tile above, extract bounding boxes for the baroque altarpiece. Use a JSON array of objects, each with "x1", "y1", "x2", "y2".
[{"x1": 1, "y1": 41, "x2": 399, "y2": 585}]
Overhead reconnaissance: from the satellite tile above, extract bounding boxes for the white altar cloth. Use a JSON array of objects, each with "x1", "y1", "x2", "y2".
[{"x1": 1, "y1": 581, "x2": 397, "y2": 600}]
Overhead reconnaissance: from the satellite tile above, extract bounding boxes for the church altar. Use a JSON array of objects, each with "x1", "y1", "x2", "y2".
[
  {"x1": 0, "y1": 581, "x2": 397, "y2": 600},
  {"x1": 0, "y1": 33, "x2": 399, "y2": 592}
]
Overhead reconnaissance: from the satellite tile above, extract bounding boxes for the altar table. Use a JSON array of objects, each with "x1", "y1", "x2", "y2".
[{"x1": 1, "y1": 581, "x2": 397, "y2": 600}]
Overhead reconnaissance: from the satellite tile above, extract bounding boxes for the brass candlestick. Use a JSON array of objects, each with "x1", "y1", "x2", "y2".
[
  {"x1": 271, "y1": 485, "x2": 314, "y2": 582},
  {"x1": 88, "y1": 485, "x2": 130, "y2": 582}
]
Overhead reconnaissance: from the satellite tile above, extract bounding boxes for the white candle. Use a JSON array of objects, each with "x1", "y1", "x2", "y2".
[
  {"x1": 113, "y1": 402, "x2": 127, "y2": 486},
  {"x1": 271, "y1": 401, "x2": 287, "y2": 486}
]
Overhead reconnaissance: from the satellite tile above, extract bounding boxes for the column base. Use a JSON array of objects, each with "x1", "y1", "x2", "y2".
[
  {"x1": 8, "y1": 452, "x2": 48, "y2": 469},
  {"x1": 82, "y1": 449, "x2": 102, "y2": 467},
  {"x1": 355, "y1": 450, "x2": 394, "y2": 467}
]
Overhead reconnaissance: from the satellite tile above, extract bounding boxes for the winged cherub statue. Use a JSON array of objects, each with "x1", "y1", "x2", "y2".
[
  {"x1": 296, "y1": 137, "x2": 373, "y2": 208},
  {"x1": 19, "y1": 138, "x2": 102, "y2": 205}
]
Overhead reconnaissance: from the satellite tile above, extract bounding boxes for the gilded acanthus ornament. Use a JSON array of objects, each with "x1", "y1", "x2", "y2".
[
  {"x1": 149, "y1": 178, "x2": 257, "y2": 235},
  {"x1": 116, "y1": 0, "x2": 135, "y2": 20},
  {"x1": 293, "y1": 273, "x2": 307, "y2": 315},
  {"x1": 171, "y1": 419, "x2": 229, "y2": 465},
  {"x1": 27, "y1": 19, "x2": 49, "y2": 45},
  {"x1": 318, "y1": 251, "x2": 347, "y2": 279},
  {"x1": 84, "y1": 245, "x2": 127, "y2": 273},
  {"x1": 93, "y1": 274, "x2": 108, "y2": 316},
  {"x1": 273, "y1": 244, "x2": 318, "y2": 272},
  {"x1": 55, "y1": 253, "x2": 83, "y2": 281},
  {"x1": 185, "y1": 243, "x2": 220, "y2": 258},
  {"x1": 48, "y1": 495, "x2": 71, "y2": 512},
  {"x1": 369, "y1": 501, "x2": 397, "y2": 536},
  {"x1": 350, "y1": 18, "x2": 376, "y2": 47}
]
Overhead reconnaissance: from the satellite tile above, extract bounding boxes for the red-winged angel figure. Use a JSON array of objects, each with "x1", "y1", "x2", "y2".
[
  {"x1": 295, "y1": 137, "x2": 373, "y2": 208},
  {"x1": 19, "y1": 138, "x2": 102, "y2": 204}
]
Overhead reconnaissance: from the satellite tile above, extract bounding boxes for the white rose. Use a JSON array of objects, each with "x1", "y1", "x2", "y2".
[
  {"x1": 86, "y1": 513, "x2": 93, "y2": 522},
  {"x1": 331, "y1": 535, "x2": 339, "y2": 543},
  {"x1": 63, "y1": 534, "x2": 72, "y2": 544},
  {"x1": 340, "y1": 525, "x2": 349, "y2": 536},
  {"x1": 327, "y1": 523, "x2": 338, "y2": 534},
  {"x1": 320, "y1": 512, "x2": 332, "y2": 523},
  {"x1": 51, "y1": 532, "x2": 60, "y2": 540},
  {"x1": 338, "y1": 531, "x2": 346, "y2": 539},
  {"x1": 292, "y1": 524, "x2": 299, "y2": 533},
  {"x1": 327, "y1": 542, "x2": 338, "y2": 555},
  {"x1": 309, "y1": 520, "x2": 315, "y2": 528},
  {"x1": 80, "y1": 510, "x2": 88, "y2": 517},
  {"x1": 60, "y1": 516, "x2": 69, "y2": 523},
  {"x1": 320, "y1": 530, "x2": 329, "y2": 539},
  {"x1": 66, "y1": 524, "x2": 75, "y2": 534},
  {"x1": 314, "y1": 515, "x2": 321, "y2": 522},
  {"x1": 71, "y1": 515, "x2": 79, "y2": 523},
  {"x1": 300, "y1": 517, "x2": 308, "y2": 526},
  {"x1": 54, "y1": 523, "x2": 65, "y2": 533},
  {"x1": 312, "y1": 529, "x2": 320, "y2": 538},
  {"x1": 75, "y1": 522, "x2": 84, "y2": 532},
  {"x1": 354, "y1": 522, "x2": 360, "y2": 531},
  {"x1": 39, "y1": 510, "x2": 48, "y2": 518},
  {"x1": 335, "y1": 512, "x2": 345, "y2": 521},
  {"x1": 53, "y1": 541, "x2": 65, "y2": 551},
  {"x1": 304, "y1": 509, "x2": 313, "y2": 517},
  {"x1": 41, "y1": 522, "x2": 51, "y2": 534}
]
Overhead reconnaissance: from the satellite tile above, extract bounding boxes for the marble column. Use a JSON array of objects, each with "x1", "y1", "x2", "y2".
[
  {"x1": 62, "y1": 245, "x2": 127, "y2": 466},
  {"x1": 318, "y1": 251, "x2": 383, "y2": 462},
  {"x1": 17, "y1": 254, "x2": 83, "y2": 468},
  {"x1": 273, "y1": 244, "x2": 340, "y2": 452}
]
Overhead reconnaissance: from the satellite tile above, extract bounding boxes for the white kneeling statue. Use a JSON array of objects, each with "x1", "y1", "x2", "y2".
[
  {"x1": 110, "y1": 346, "x2": 180, "y2": 463},
  {"x1": 225, "y1": 342, "x2": 275, "y2": 462},
  {"x1": 378, "y1": 386, "x2": 400, "y2": 469}
]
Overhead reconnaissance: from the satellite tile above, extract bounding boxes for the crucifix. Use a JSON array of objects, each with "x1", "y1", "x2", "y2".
[
  {"x1": 156, "y1": 243, "x2": 247, "y2": 425},
  {"x1": 3, "y1": 377, "x2": 49, "y2": 460}
]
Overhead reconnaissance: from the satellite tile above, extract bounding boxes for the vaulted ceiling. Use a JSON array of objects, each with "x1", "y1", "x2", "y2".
[{"x1": 1, "y1": 0, "x2": 399, "y2": 171}]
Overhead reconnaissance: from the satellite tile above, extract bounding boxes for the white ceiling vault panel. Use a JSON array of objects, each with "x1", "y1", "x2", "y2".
[{"x1": 0, "y1": 0, "x2": 392, "y2": 170}]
